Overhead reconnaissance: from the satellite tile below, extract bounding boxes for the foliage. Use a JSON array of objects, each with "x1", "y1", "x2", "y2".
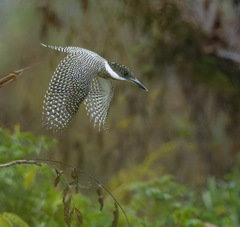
[
  {"x1": 0, "y1": 125, "x2": 55, "y2": 162},
  {"x1": 108, "y1": 148, "x2": 240, "y2": 227},
  {"x1": 113, "y1": 173, "x2": 240, "y2": 227},
  {"x1": 1, "y1": 128, "x2": 240, "y2": 227},
  {"x1": 0, "y1": 128, "x2": 123, "y2": 227},
  {"x1": 125, "y1": 176, "x2": 202, "y2": 227},
  {"x1": 0, "y1": 212, "x2": 29, "y2": 227},
  {"x1": 199, "y1": 169, "x2": 240, "y2": 227},
  {"x1": 0, "y1": 127, "x2": 63, "y2": 226}
]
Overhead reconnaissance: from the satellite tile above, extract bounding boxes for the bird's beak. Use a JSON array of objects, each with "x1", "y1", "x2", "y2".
[{"x1": 130, "y1": 78, "x2": 148, "y2": 91}]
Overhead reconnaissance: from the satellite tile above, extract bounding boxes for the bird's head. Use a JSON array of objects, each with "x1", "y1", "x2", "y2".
[{"x1": 106, "y1": 61, "x2": 148, "y2": 91}]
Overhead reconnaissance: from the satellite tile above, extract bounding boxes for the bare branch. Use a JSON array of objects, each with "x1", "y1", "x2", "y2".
[
  {"x1": 0, "y1": 64, "x2": 39, "y2": 88},
  {"x1": 0, "y1": 159, "x2": 42, "y2": 168}
]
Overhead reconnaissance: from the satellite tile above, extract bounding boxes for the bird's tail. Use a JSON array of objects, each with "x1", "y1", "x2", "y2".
[{"x1": 41, "y1": 43, "x2": 82, "y2": 54}]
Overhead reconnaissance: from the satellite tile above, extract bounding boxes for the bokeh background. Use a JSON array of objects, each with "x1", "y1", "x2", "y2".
[{"x1": 1, "y1": 0, "x2": 240, "y2": 226}]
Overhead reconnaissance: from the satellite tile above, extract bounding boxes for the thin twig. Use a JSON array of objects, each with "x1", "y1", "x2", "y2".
[
  {"x1": 0, "y1": 64, "x2": 39, "y2": 88},
  {"x1": 0, "y1": 158, "x2": 131, "y2": 227},
  {"x1": 0, "y1": 159, "x2": 42, "y2": 168}
]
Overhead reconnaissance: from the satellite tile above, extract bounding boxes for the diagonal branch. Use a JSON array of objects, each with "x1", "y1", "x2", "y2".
[{"x1": 0, "y1": 64, "x2": 39, "y2": 88}]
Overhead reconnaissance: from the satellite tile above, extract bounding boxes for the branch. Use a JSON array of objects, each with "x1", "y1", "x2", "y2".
[
  {"x1": 0, "y1": 64, "x2": 39, "y2": 88},
  {"x1": 0, "y1": 159, "x2": 42, "y2": 168},
  {"x1": 0, "y1": 158, "x2": 131, "y2": 227}
]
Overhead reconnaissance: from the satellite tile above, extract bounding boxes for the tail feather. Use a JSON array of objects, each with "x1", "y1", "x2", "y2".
[{"x1": 41, "y1": 43, "x2": 82, "y2": 54}]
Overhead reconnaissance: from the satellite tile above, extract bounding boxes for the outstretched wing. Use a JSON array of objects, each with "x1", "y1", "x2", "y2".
[
  {"x1": 43, "y1": 50, "x2": 101, "y2": 132},
  {"x1": 84, "y1": 76, "x2": 114, "y2": 131}
]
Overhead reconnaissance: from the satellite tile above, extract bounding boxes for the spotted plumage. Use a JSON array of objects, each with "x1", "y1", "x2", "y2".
[{"x1": 42, "y1": 44, "x2": 147, "y2": 132}]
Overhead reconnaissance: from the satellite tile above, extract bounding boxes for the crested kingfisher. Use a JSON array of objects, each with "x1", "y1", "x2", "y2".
[{"x1": 42, "y1": 44, "x2": 147, "y2": 132}]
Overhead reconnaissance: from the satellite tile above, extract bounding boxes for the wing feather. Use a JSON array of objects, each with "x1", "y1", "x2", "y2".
[
  {"x1": 42, "y1": 52, "x2": 100, "y2": 132},
  {"x1": 84, "y1": 76, "x2": 114, "y2": 131}
]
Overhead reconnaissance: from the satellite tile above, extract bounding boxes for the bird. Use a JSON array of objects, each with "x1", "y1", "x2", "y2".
[{"x1": 41, "y1": 43, "x2": 147, "y2": 132}]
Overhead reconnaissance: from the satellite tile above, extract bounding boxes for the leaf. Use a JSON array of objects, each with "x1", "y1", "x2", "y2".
[
  {"x1": 1, "y1": 212, "x2": 29, "y2": 227},
  {"x1": 63, "y1": 195, "x2": 72, "y2": 226},
  {"x1": 24, "y1": 169, "x2": 36, "y2": 188},
  {"x1": 96, "y1": 184, "x2": 104, "y2": 211},
  {"x1": 64, "y1": 195, "x2": 72, "y2": 213},
  {"x1": 0, "y1": 214, "x2": 12, "y2": 227},
  {"x1": 71, "y1": 168, "x2": 78, "y2": 180},
  {"x1": 62, "y1": 186, "x2": 70, "y2": 203},
  {"x1": 54, "y1": 168, "x2": 63, "y2": 187},
  {"x1": 111, "y1": 203, "x2": 119, "y2": 227},
  {"x1": 74, "y1": 208, "x2": 83, "y2": 227}
]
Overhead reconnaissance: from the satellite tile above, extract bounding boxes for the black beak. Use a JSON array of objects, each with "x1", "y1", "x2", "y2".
[{"x1": 130, "y1": 78, "x2": 148, "y2": 91}]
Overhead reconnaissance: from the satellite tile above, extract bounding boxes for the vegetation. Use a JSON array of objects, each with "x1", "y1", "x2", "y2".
[
  {"x1": 1, "y1": 0, "x2": 240, "y2": 226},
  {"x1": 0, "y1": 128, "x2": 239, "y2": 226}
]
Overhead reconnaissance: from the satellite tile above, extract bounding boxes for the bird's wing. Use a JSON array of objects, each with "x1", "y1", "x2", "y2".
[
  {"x1": 84, "y1": 76, "x2": 114, "y2": 131},
  {"x1": 42, "y1": 52, "x2": 100, "y2": 132}
]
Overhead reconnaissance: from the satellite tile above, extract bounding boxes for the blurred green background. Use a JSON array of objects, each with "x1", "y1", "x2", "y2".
[{"x1": 1, "y1": 0, "x2": 240, "y2": 226}]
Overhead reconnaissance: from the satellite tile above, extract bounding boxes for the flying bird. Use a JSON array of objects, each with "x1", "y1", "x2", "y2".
[{"x1": 42, "y1": 44, "x2": 147, "y2": 132}]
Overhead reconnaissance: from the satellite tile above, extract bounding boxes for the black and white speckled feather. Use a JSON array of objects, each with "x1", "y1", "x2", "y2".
[
  {"x1": 84, "y1": 76, "x2": 114, "y2": 131},
  {"x1": 42, "y1": 44, "x2": 147, "y2": 132},
  {"x1": 42, "y1": 44, "x2": 107, "y2": 132}
]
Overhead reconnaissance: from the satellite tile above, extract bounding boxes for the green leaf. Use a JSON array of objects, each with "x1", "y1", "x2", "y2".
[{"x1": 0, "y1": 212, "x2": 29, "y2": 227}]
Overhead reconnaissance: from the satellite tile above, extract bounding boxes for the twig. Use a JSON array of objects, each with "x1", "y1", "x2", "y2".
[
  {"x1": 0, "y1": 159, "x2": 42, "y2": 168},
  {"x1": 0, "y1": 158, "x2": 131, "y2": 227},
  {"x1": 0, "y1": 64, "x2": 39, "y2": 88}
]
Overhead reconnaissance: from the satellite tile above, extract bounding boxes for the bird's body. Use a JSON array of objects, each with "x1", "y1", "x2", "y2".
[{"x1": 42, "y1": 44, "x2": 147, "y2": 132}]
